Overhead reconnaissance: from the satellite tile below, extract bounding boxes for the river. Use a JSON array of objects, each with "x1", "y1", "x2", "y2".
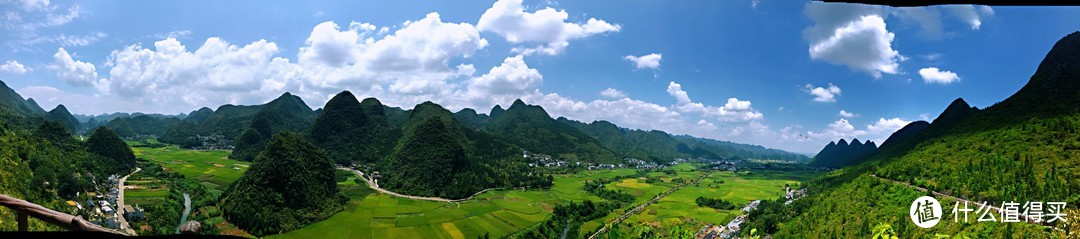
[{"x1": 175, "y1": 193, "x2": 191, "y2": 234}]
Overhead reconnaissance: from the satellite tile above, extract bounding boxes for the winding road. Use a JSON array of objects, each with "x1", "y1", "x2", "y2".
[
  {"x1": 116, "y1": 167, "x2": 141, "y2": 236},
  {"x1": 339, "y1": 168, "x2": 517, "y2": 203}
]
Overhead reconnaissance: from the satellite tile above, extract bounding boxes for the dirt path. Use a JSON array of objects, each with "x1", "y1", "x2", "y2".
[
  {"x1": 339, "y1": 168, "x2": 517, "y2": 203},
  {"x1": 116, "y1": 167, "x2": 141, "y2": 236}
]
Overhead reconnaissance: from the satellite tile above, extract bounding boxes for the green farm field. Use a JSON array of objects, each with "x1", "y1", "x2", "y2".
[
  {"x1": 270, "y1": 164, "x2": 815, "y2": 239},
  {"x1": 620, "y1": 169, "x2": 823, "y2": 229},
  {"x1": 131, "y1": 146, "x2": 249, "y2": 192}
]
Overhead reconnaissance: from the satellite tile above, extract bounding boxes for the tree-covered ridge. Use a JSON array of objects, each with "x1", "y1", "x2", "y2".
[
  {"x1": 379, "y1": 101, "x2": 549, "y2": 199},
  {"x1": 103, "y1": 115, "x2": 182, "y2": 138},
  {"x1": 0, "y1": 80, "x2": 46, "y2": 116},
  {"x1": 484, "y1": 99, "x2": 618, "y2": 163},
  {"x1": 86, "y1": 126, "x2": 137, "y2": 172},
  {"x1": 45, "y1": 104, "x2": 82, "y2": 133},
  {"x1": 307, "y1": 91, "x2": 401, "y2": 165},
  {"x1": 221, "y1": 132, "x2": 344, "y2": 236},
  {"x1": 229, "y1": 93, "x2": 317, "y2": 161}
]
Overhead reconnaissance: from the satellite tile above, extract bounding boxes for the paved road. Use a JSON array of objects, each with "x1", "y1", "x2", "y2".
[
  {"x1": 339, "y1": 168, "x2": 514, "y2": 203},
  {"x1": 116, "y1": 167, "x2": 141, "y2": 236}
]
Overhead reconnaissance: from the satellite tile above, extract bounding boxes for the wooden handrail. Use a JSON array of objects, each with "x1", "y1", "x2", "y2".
[{"x1": 0, "y1": 194, "x2": 124, "y2": 235}]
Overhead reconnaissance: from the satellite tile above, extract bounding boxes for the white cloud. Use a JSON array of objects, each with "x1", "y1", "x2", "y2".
[
  {"x1": 666, "y1": 81, "x2": 692, "y2": 105},
  {"x1": 918, "y1": 67, "x2": 960, "y2": 84},
  {"x1": 298, "y1": 21, "x2": 369, "y2": 67},
  {"x1": 804, "y1": 83, "x2": 841, "y2": 102},
  {"x1": 867, "y1": 117, "x2": 910, "y2": 133},
  {"x1": 839, "y1": 110, "x2": 858, "y2": 118},
  {"x1": 468, "y1": 55, "x2": 542, "y2": 95},
  {"x1": 600, "y1": 87, "x2": 626, "y2": 99},
  {"x1": 52, "y1": 47, "x2": 98, "y2": 87},
  {"x1": 624, "y1": 53, "x2": 662, "y2": 69},
  {"x1": 0, "y1": 60, "x2": 29, "y2": 74},
  {"x1": 805, "y1": 13, "x2": 900, "y2": 78},
  {"x1": 667, "y1": 81, "x2": 763, "y2": 122},
  {"x1": 944, "y1": 5, "x2": 993, "y2": 30},
  {"x1": 2, "y1": 3, "x2": 80, "y2": 32},
  {"x1": 477, "y1": 0, "x2": 620, "y2": 55}
]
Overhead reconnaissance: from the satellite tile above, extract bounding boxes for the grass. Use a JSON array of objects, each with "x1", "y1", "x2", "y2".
[{"x1": 132, "y1": 146, "x2": 248, "y2": 192}]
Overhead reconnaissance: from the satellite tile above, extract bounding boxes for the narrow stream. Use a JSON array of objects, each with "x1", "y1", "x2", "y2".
[{"x1": 175, "y1": 193, "x2": 191, "y2": 234}]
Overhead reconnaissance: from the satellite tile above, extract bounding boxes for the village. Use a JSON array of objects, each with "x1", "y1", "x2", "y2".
[
  {"x1": 523, "y1": 150, "x2": 692, "y2": 170},
  {"x1": 66, "y1": 173, "x2": 145, "y2": 235},
  {"x1": 693, "y1": 185, "x2": 807, "y2": 239}
]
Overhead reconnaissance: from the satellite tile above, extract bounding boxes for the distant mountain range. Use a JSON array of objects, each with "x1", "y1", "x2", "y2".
[{"x1": 807, "y1": 138, "x2": 876, "y2": 168}]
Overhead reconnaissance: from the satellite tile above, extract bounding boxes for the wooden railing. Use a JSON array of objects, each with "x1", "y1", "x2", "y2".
[{"x1": 0, "y1": 194, "x2": 124, "y2": 235}]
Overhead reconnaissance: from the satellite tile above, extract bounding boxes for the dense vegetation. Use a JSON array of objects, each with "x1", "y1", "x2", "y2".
[
  {"x1": 229, "y1": 93, "x2": 316, "y2": 161},
  {"x1": 515, "y1": 200, "x2": 620, "y2": 239},
  {"x1": 45, "y1": 104, "x2": 81, "y2": 133},
  {"x1": 221, "y1": 132, "x2": 345, "y2": 236},
  {"x1": 307, "y1": 91, "x2": 399, "y2": 165},
  {"x1": 86, "y1": 126, "x2": 138, "y2": 173},
  {"x1": 379, "y1": 101, "x2": 551, "y2": 199},
  {"x1": 694, "y1": 196, "x2": 736, "y2": 210},
  {"x1": 481, "y1": 100, "x2": 619, "y2": 163}
]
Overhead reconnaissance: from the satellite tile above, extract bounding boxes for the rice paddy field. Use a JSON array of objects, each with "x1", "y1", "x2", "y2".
[
  {"x1": 124, "y1": 177, "x2": 170, "y2": 206},
  {"x1": 131, "y1": 146, "x2": 249, "y2": 193}
]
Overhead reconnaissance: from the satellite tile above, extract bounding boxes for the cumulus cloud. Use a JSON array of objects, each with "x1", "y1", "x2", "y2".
[
  {"x1": 839, "y1": 110, "x2": 858, "y2": 118},
  {"x1": 918, "y1": 67, "x2": 960, "y2": 84},
  {"x1": 624, "y1": 53, "x2": 662, "y2": 69},
  {"x1": 0, "y1": 60, "x2": 29, "y2": 74},
  {"x1": 805, "y1": 12, "x2": 900, "y2": 78},
  {"x1": 667, "y1": 81, "x2": 763, "y2": 122},
  {"x1": 600, "y1": 87, "x2": 626, "y2": 99},
  {"x1": 867, "y1": 117, "x2": 910, "y2": 133},
  {"x1": 468, "y1": 55, "x2": 542, "y2": 95},
  {"x1": 477, "y1": 0, "x2": 620, "y2": 55},
  {"x1": 51, "y1": 47, "x2": 98, "y2": 87},
  {"x1": 805, "y1": 83, "x2": 841, "y2": 102}
]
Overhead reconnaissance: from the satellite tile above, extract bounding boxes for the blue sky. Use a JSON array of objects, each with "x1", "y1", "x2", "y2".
[{"x1": 1, "y1": 0, "x2": 1079, "y2": 154}]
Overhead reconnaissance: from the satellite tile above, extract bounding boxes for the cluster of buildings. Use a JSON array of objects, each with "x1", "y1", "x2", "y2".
[
  {"x1": 72, "y1": 174, "x2": 145, "y2": 231},
  {"x1": 693, "y1": 200, "x2": 762, "y2": 239},
  {"x1": 187, "y1": 134, "x2": 233, "y2": 150},
  {"x1": 784, "y1": 186, "x2": 808, "y2": 205}
]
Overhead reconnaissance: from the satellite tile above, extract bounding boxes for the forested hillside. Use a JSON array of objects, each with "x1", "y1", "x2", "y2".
[
  {"x1": 221, "y1": 132, "x2": 345, "y2": 236},
  {"x1": 746, "y1": 31, "x2": 1080, "y2": 238}
]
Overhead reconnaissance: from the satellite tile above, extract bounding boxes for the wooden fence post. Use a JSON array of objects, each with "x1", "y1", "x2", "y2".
[{"x1": 17, "y1": 210, "x2": 28, "y2": 231}]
